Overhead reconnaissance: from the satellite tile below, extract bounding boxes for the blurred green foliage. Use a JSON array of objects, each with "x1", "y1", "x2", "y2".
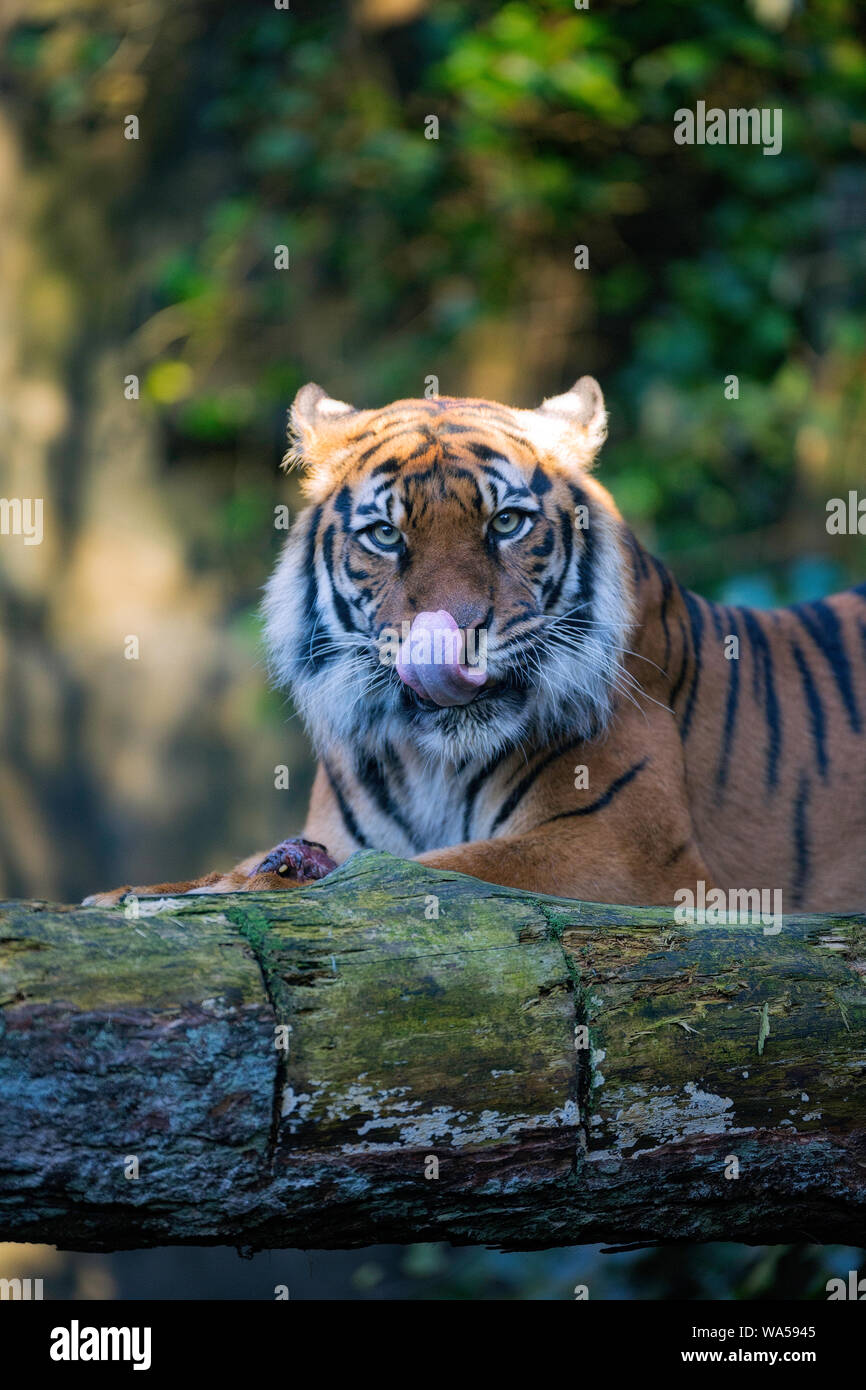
[{"x1": 6, "y1": 0, "x2": 866, "y2": 600}]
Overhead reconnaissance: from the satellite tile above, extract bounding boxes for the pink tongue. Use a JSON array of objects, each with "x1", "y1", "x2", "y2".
[{"x1": 396, "y1": 610, "x2": 487, "y2": 707}]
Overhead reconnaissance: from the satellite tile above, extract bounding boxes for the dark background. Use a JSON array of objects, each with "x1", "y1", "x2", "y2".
[{"x1": 1, "y1": 0, "x2": 864, "y2": 1298}]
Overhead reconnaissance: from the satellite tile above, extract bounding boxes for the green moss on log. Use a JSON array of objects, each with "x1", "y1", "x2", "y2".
[{"x1": 2, "y1": 851, "x2": 866, "y2": 1250}]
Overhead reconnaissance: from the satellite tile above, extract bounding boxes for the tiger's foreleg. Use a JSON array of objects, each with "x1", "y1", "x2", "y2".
[
  {"x1": 415, "y1": 825, "x2": 716, "y2": 905},
  {"x1": 82, "y1": 838, "x2": 337, "y2": 906}
]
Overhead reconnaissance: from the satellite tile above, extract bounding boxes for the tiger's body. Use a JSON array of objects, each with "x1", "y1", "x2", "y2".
[{"x1": 86, "y1": 377, "x2": 866, "y2": 912}]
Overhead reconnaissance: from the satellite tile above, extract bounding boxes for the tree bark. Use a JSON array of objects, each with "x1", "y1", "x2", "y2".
[{"x1": 1, "y1": 851, "x2": 865, "y2": 1251}]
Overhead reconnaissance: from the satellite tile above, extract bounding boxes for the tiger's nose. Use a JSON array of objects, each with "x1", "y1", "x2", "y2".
[
  {"x1": 396, "y1": 610, "x2": 487, "y2": 707},
  {"x1": 449, "y1": 599, "x2": 491, "y2": 632}
]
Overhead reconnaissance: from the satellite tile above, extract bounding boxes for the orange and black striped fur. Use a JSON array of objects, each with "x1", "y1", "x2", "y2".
[{"x1": 87, "y1": 377, "x2": 866, "y2": 911}]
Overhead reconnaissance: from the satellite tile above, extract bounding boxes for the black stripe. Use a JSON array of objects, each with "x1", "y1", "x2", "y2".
[
  {"x1": 680, "y1": 591, "x2": 705, "y2": 741},
  {"x1": 500, "y1": 482, "x2": 533, "y2": 502},
  {"x1": 321, "y1": 524, "x2": 359, "y2": 634},
  {"x1": 625, "y1": 529, "x2": 650, "y2": 580},
  {"x1": 739, "y1": 608, "x2": 782, "y2": 790},
  {"x1": 354, "y1": 752, "x2": 420, "y2": 850},
  {"x1": 543, "y1": 506, "x2": 574, "y2": 612},
  {"x1": 490, "y1": 735, "x2": 586, "y2": 834},
  {"x1": 791, "y1": 641, "x2": 829, "y2": 779},
  {"x1": 462, "y1": 755, "x2": 504, "y2": 840},
  {"x1": 650, "y1": 555, "x2": 674, "y2": 672},
  {"x1": 530, "y1": 527, "x2": 556, "y2": 558},
  {"x1": 300, "y1": 505, "x2": 331, "y2": 672},
  {"x1": 438, "y1": 462, "x2": 485, "y2": 490},
  {"x1": 669, "y1": 617, "x2": 690, "y2": 709},
  {"x1": 356, "y1": 441, "x2": 392, "y2": 465},
  {"x1": 529, "y1": 463, "x2": 553, "y2": 496},
  {"x1": 323, "y1": 759, "x2": 371, "y2": 849},
  {"x1": 403, "y1": 462, "x2": 446, "y2": 491},
  {"x1": 467, "y1": 442, "x2": 507, "y2": 463},
  {"x1": 405, "y1": 437, "x2": 438, "y2": 462},
  {"x1": 791, "y1": 599, "x2": 861, "y2": 734},
  {"x1": 716, "y1": 607, "x2": 741, "y2": 789},
  {"x1": 477, "y1": 461, "x2": 511, "y2": 490},
  {"x1": 459, "y1": 470, "x2": 485, "y2": 512},
  {"x1": 355, "y1": 424, "x2": 433, "y2": 460},
  {"x1": 574, "y1": 487, "x2": 598, "y2": 613},
  {"x1": 791, "y1": 771, "x2": 811, "y2": 908},
  {"x1": 368, "y1": 457, "x2": 402, "y2": 480},
  {"x1": 332, "y1": 485, "x2": 353, "y2": 523},
  {"x1": 542, "y1": 758, "x2": 648, "y2": 825},
  {"x1": 499, "y1": 602, "x2": 536, "y2": 635}
]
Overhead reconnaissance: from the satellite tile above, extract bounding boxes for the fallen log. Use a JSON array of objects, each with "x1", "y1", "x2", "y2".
[{"x1": 1, "y1": 850, "x2": 865, "y2": 1251}]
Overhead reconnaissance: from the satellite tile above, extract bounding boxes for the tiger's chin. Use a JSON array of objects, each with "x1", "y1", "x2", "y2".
[
  {"x1": 400, "y1": 679, "x2": 533, "y2": 762},
  {"x1": 297, "y1": 661, "x2": 609, "y2": 768}
]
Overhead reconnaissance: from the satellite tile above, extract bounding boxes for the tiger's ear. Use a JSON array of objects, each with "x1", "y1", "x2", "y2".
[
  {"x1": 285, "y1": 383, "x2": 358, "y2": 489},
  {"x1": 292, "y1": 382, "x2": 356, "y2": 428},
  {"x1": 534, "y1": 376, "x2": 608, "y2": 463}
]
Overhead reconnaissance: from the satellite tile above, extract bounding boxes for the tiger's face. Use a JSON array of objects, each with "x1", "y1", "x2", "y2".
[{"x1": 264, "y1": 378, "x2": 633, "y2": 764}]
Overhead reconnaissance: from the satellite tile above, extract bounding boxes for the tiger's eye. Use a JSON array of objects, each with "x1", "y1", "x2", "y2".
[
  {"x1": 370, "y1": 521, "x2": 401, "y2": 548},
  {"x1": 490, "y1": 510, "x2": 523, "y2": 537}
]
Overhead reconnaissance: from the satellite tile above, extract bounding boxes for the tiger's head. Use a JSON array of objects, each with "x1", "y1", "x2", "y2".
[{"x1": 264, "y1": 378, "x2": 634, "y2": 764}]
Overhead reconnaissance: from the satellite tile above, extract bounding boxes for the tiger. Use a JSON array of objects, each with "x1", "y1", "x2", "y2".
[{"x1": 86, "y1": 375, "x2": 866, "y2": 912}]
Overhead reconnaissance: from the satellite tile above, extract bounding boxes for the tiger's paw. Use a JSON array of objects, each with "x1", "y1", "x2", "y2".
[{"x1": 248, "y1": 838, "x2": 337, "y2": 885}]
